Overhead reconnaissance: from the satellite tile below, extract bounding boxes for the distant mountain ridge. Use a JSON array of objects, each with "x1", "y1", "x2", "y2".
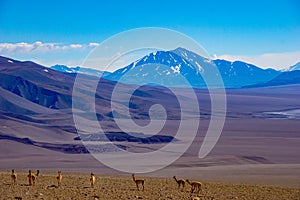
[
  {"x1": 1, "y1": 54, "x2": 299, "y2": 118},
  {"x1": 105, "y1": 47, "x2": 280, "y2": 88},
  {"x1": 50, "y1": 64, "x2": 111, "y2": 77},
  {"x1": 284, "y1": 62, "x2": 300, "y2": 71},
  {"x1": 245, "y1": 70, "x2": 300, "y2": 88},
  {"x1": 3, "y1": 46, "x2": 300, "y2": 89}
]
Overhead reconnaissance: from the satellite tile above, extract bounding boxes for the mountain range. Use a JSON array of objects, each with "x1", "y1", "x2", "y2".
[
  {"x1": 1, "y1": 47, "x2": 298, "y2": 118},
  {"x1": 1, "y1": 52, "x2": 300, "y2": 157},
  {"x1": 49, "y1": 47, "x2": 299, "y2": 88}
]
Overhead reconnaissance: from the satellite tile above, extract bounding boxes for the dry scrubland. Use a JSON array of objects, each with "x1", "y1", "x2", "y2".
[{"x1": 0, "y1": 171, "x2": 299, "y2": 200}]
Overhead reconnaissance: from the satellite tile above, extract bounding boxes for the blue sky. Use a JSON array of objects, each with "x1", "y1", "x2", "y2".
[{"x1": 0, "y1": 0, "x2": 299, "y2": 70}]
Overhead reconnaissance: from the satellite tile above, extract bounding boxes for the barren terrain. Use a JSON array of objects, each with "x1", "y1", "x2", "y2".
[{"x1": 1, "y1": 170, "x2": 299, "y2": 200}]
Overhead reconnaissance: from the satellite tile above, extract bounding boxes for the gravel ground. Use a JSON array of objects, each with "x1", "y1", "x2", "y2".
[{"x1": 0, "y1": 170, "x2": 299, "y2": 200}]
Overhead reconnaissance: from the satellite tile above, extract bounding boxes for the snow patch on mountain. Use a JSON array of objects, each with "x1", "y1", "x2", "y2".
[
  {"x1": 171, "y1": 65, "x2": 180, "y2": 74},
  {"x1": 284, "y1": 62, "x2": 300, "y2": 71}
]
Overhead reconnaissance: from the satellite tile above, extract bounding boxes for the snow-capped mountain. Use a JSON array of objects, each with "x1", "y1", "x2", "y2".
[
  {"x1": 106, "y1": 47, "x2": 211, "y2": 87},
  {"x1": 284, "y1": 62, "x2": 300, "y2": 71},
  {"x1": 106, "y1": 47, "x2": 280, "y2": 88},
  {"x1": 48, "y1": 48, "x2": 296, "y2": 88},
  {"x1": 50, "y1": 65, "x2": 111, "y2": 77}
]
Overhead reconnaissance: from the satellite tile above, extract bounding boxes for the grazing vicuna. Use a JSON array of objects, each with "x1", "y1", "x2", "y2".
[
  {"x1": 186, "y1": 179, "x2": 202, "y2": 194},
  {"x1": 132, "y1": 174, "x2": 145, "y2": 191}
]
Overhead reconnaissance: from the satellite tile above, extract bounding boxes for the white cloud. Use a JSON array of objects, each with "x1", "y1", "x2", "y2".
[
  {"x1": 88, "y1": 42, "x2": 100, "y2": 47},
  {"x1": 214, "y1": 51, "x2": 300, "y2": 70},
  {"x1": 69, "y1": 44, "x2": 83, "y2": 49},
  {"x1": 0, "y1": 42, "x2": 99, "y2": 55}
]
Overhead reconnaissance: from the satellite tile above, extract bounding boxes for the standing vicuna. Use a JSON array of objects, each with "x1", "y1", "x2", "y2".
[
  {"x1": 173, "y1": 176, "x2": 185, "y2": 190},
  {"x1": 11, "y1": 169, "x2": 17, "y2": 185},
  {"x1": 56, "y1": 171, "x2": 62, "y2": 187},
  {"x1": 132, "y1": 174, "x2": 145, "y2": 191},
  {"x1": 90, "y1": 172, "x2": 95, "y2": 188},
  {"x1": 28, "y1": 170, "x2": 39, "y2": 186}
]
